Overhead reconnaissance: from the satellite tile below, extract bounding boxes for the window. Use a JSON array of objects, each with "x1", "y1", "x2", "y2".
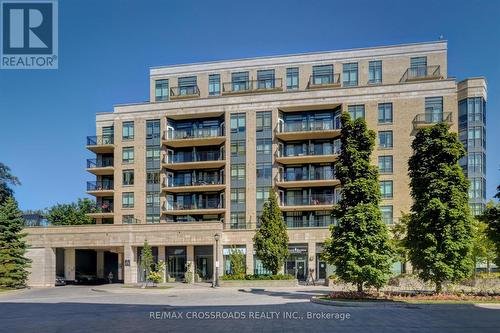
[
  {"x1": 286, "y1": 67, "x2": 299, "y2": 90},
  {"x1": 380, "y1": 181, "x2": 393, "y2": 199},
  {"x1": 155, "y1": 79, "x2": 169, "y2": 101},
  {"x1": 122, "y1": 170, "x2": 134, "y2": 186},
  {"x1": 379, "y1": 131, "x2": 393, "y2": 148},
  {"x1": 178, "y1": 76, "x2": 197, "y2": 95},
  {"x1": 425, "y1": 97, "x2": 443, "y2": 122},
  {"x1": 230, "y1": 212, "x2": 246, "y2": 228},
  {"x1": 230, "y1": 113, "x2": 246, "y2": 134},
  {"x1": 231, "y1": 188, "x2": 246, "y2": 204},
  {"x1": 230, "y1": 140, "x2": 246, "y2": 157},
  {"x1": 378, "y1": 156, "x2": 393, "y2": 174},
  {"x1": 256, "y1": 139, "x2": 272, "y2": 155},
  {"x1": 348, "y1": 105, "x2": 365, "y2": 120},
  {"x1": 470, "y1": 203, "x2": 485, "y2": 216},
  {"x1": 231, "y1": 164, "x2": 245, "y2": 181},
  {"x1": 146, "y1": 193, "x2": 160, "y2": 207},
  {"x1": 378, "y1": 103, "x2": 393, "y2": 123},
  {"x1": 146, "y1": 172, "x2": 160, "y2": 184},
  {"x1": 208, "y1": 74, "x2": 220, "y2": 96},
  {"x1": 122, "y1": 121, "x2": 134, "y2": 140},
  {"x1": 468, "y1": 126, "x2": 485, "y2": 148},
  {"x1": 122, "y1": 147, "x2": 134, "y2": 163},
  {"x1": 368, "y1": 60, "x2": 382, "y2": 84},
  {"x1": 469, "y1": 178, "x2": 486, "y2": 200},
  {"x1": 231, "y1": 72, "x2": 249, "y2": 91},
  {"x1": 257, "y1": 69, "x2": 275, "y2": 89},
  {"x1": 312, "y1": 65, "x2": 334, "y2": 85},
  {"x1": 146, "y1": 147, "x2": 161, "y2": 162},
  {"x1": 146, "y1": 119, "x2": 161, "y2": 140},
  {"x1": 343, "y1": 63, "x2": 358, "y2": 87},
  {"x1": 146, "y1": 215, "x2": 160, "y2": 224},
  {"x1": 256, "y1": 187, "x2": 270, "y2": 203},
  {"x1": 256, "y1": 111, "x2": 272, "y2": 132},
  {"x1": 410, "y1": 57, "x2": 428, "y2": 77},
  {"x1": 122, "y1": 192, "x2": 134, "y2": 209},
  {"x1": 256, "y1": 163, "x2": 272, "y2": 180},
  {"x1": 381, "y1": 206, "x2": 393, "y2": 224},
  {"x1": 123, "y1": 215, "x2": 135, "y2": 224},
  {"x1": 468, "y1": 152, "x2": 485, "y2": 174}
]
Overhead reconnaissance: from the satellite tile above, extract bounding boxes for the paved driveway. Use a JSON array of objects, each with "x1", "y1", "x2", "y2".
[{"x1": 0, "y1": 285, "x2": 499, "y2": 333}]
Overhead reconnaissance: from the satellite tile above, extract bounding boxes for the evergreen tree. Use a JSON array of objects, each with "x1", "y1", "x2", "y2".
[
  {"x1": 254, "y1": 191, "x2": 289, "y2": 275},
  {"x1": 0, "y1": 163, "x2": 20, "y2": 205},
  {"x1": 140, "y1": 240, "x2": 154, "y2": 283},
  {"x1": 0, "y1": 197, "x2": 31, "y2": 288},
  {"x1": 407, "y1": 123, "x2": 473, "y2": 293},
  {"x1": 323, "y1": 112, "x2": 393, "y2": 292}
]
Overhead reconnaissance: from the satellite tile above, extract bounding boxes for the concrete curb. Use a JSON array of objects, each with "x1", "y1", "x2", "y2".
[{"x1": 310, "y1": 296, "x2": 414, "y2": 308}]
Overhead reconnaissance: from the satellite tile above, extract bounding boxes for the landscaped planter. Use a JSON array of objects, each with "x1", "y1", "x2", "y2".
[{"x1": 219, "y1": 279, "x2": 298, "y2": 287}]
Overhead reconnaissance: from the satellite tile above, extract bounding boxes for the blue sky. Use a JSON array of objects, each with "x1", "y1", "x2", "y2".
[{"x1": 0, "y1": 0, "x2": 499, "y2": 211}]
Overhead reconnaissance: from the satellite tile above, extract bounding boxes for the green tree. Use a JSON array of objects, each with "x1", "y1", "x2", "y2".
[
  {"x1": 45, "y1": 198, "x2": 96, "y2": 225},
  {"x1": 140, "y1": 240, "x2": 154, "y2": 282},
  {"x1": 407, "y1": 123, "x2": 473, "y2": 293},
  {"x1": 254, "y1": 191, "x2": 289, "y2": 275},
  {"x1": 390, "y1": 212, "x2": 410, "y2": 273},
  {"x1": 0, "y1": 197, "x2": 31, "y2": 288},
  {"x1": 480, "y1": 193, "x2": 500, "y2": 267},
  {"x1": 323, "y1": 112, "x2": 393, "y2": 292},
  {"x1": 0, "y1": 163, "x2": 20, "y2": 205},
  {"x1": 228, "y1": 247, "x2": 246, "y2": 275},
  {"x1": 471, "y1": 218, "x2": 496, "y2": 274}
]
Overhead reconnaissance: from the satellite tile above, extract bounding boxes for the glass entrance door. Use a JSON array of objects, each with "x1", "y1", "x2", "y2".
[{"x1": 296, "y1": 260, "x2": 306, "y2": 281}]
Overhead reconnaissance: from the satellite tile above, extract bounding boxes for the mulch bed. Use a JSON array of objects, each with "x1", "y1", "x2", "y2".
[{"x1": 325, "y1": 291, "x2": 500, "y2": 302}]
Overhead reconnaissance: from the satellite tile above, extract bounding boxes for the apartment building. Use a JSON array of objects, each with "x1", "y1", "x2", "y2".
[{"x1": 25, "y1": 41, "x2": 487, "y2": 286}]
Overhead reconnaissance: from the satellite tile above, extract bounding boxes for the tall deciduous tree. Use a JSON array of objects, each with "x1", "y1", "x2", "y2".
[
  {"x1": 407, "y1": 123, "x2": 473, "y2": 293},
  {"x1": 0, "y1": 163, "x2": 20, "y2": 205},
  {"x1": 254, "y1": 191, "x2": 289, "y2": 275},
  {"x1": 481, "y1": 186, "x2": 500, "y2": 267},
  {"x1": 140, "y1": 240, "x2": 154, "y2": 283},
  {"x1": 45, "y1": 198, "x2": 96, "y2": 225},
  {"x1": 323, "y1": 112, "x2": 393, "y2": 292},
  {"x1": 0, "y1": 197, "x2": 31, "y2": 288}
]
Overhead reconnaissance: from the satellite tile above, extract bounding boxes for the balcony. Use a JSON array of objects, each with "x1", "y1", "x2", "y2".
[
  {"x1": 400, "y1": 65, "x2": 442, "y2": 82},
  {"x1": 162, "y1": 126, "x2": 225, "y2": 148},
  {"x1": 163, "y1": 175, "x2": 225, "y2": 193},
  {"x1": 275, "y1": 120, "x2": 341, "y2": 141},
  {"x1": 86, "y1": 135, "x2": 114, "y2": 153},
  {"x1": 163, "y1": 198, "x2": 225, "y2": 215},
  {"x1": 280, "y1": 194, "x2": 334, "y2": 212},
  {"x1": 307, "y1": 74, "x2": 341, "y2": 89},
  {"x1": 86, "y1": 202, "x2": 114, "y2": 218},
  {"x1": 275, "y1": 171, "x2": 340, "y2": 189},
  {"x1": 86, "y1": 180, "x2": 114, "y2": 196},
  {"x1": 163, "y1": 151, "x2": 225, "y2": 170},
  {"x1": 275, "y1": 147, "x2": 340, "y2": 165},
  {"x1": 86, "y1": 158, "x2": 114, "y2": 175},
  {"x1": 222, "y1": 78, "x2": 283, "y2": 95},
  {"x1": 413, "y1": 112, "x2": 453, "y2": 130},
  {"x1": 286, "y1": 219, "x2": 335, "y2": 228},
  {"x1": 169, "y1": 86, "x2": 200, "y2": 100}
]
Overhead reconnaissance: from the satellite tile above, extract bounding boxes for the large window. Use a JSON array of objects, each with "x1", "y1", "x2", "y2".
[
  {"x1": 468, "y1": 152, "x2": 486, "y2": 174},
  {"x1": 368, "y1": 60, "x2": 382, "y2": 84},
  {"x1": 231, "y1": 164, "x2": 245, "y2": 181},
  {"x1": 381, "y1": 206, "x2": 393, "y2": 224},
  {"x1": 122, "y1": 170, "x2": 134, "y2": 186},
  {"x1": 378, "y1": 156, "x2": 393, "y2": 174},
  {"x1": 342, "y1": 63, "x2": 358, "y2": 87},
  {"x1": 286, "y1": 67, "x2": 299, "y2": 90},
  {"x1": 146, "y1": 171, "x2": 160, "y2": 184},
  {"x1": 348, "y1": 105, "x2": 365, "y2": 120},
  {"x1": 155, "y1": 79, "x2": 169, "y2": 101},
  {"x1": 256, "y1": 187, "x2": 270, "y2": 204},
  {"x1": 231, "y1": 188, "x2": 246, "y2": 205},
  {"x1": 122, "y1": 147, "x2": 134, "y2": 164},
  {"x1": 425, "y1": 97, "x2": 443, "y2": 122},
  {"x1": 208, "y1": 74, "x2": 220, "y2": 96},
  {"x1": 380, "y1": 181, "x2": 393, "y2": 199},
  {"x1": 230, "y1": 212, "x2": 246, "y2": 228},
  {"x1": 178, "y1": 76, "x2": 197, "y2": 96},
  {"x1": 256, "y1": 163, "x2": 272, "y2": 180},
  {"x1": 468, "y1": 126, "x2": 485, "y2": 148},
  {"x1": 469, "y1": 178, "x2": 486, "y2": 200},
  {"x1": 257, "y1": 69, "x2": 275, "y2": 89},
  {"x1": 312, "y1": 65, "x2": 333, "y2": 85},
  {"x1": 378, "y1": 131, "x2": 393, "y2": 148},
  {"x1": 230, "y1": 140, "x2": 246, "y2": 157},
  {"x1": 230, "y1": 113, "x2": 246, "y2": 134},
  {"x1": 231, "y1": 72, "x2": 249, "y2": 92},
  {"x1": 256, "y1": 111, "x2": 272, "y2": 132},
  {"x1": 122, "y1": 192, "x2": 134, "y2": 209},
  {"x1": 256, "y1": 139, "x2": 272, "y2": 155},
  {"x1": 378, "y1": 103, "x2": 393, "y2": 123},
  {"x1": 122, "y1": 121, "x2": 134, "y2": 140}
]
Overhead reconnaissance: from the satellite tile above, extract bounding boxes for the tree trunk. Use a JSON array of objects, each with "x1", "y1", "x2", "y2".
[
  {"x1": 357, "y1": 282, "x2": 363, "y2": 292},
  {"x1": 435, "y1": 281, "x2": 442, "y2": 294},
  {"x1": 487, "y1": 259, "x2": 490, "y2": 274}
]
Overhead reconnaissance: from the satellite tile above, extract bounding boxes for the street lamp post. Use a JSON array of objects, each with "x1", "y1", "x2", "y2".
[{"x1": 214, "y1": 233, "x2": 220, "y2": 287}]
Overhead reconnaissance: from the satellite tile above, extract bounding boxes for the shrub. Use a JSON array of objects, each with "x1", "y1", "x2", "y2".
[
  {"x1": 221, "y1": 274, "x2": 294, "y2": 281},
  {"x1": 147, "y1": 271, "x2": 163, "y2": 284}
]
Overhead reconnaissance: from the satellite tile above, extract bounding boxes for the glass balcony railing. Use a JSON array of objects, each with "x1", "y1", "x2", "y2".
[
  {"x1": 165, "y1": 126, "x2": 223, "y2": 140},
  {"x1": 286, "y1": 219, "x2": 335, "y2": 228},
  {"x1": 400, "y1": 65, "x2": 441, "y2": 82},
  {"x1": 277, "y1": 120, "x2": 339, "y2": 133},
  {"x1": 282, "y1": 193, "x2": 334, "y2": 206},
  {"x1": 277, "y1": 170, "x2": 335, "y2": 182},
  {"x1": 87, "y1": 180, "x2": 114, "y2": 191},
  {"x1": 222, "y1": 78, "x2": 283, "y2": 94},
  {"x1": 87, "y1": 158, "x2": 114, "y2": 168},
  {"x1": 86, "y1": 135, "x2": 114, "y2": 146},
  {"x1": 166, "y1": 175, "x2": 224, "y2": 187},
  {"x1": 413, "y1": 112, "x2": 452, "y2": 127},
  {"x1": 165, "y1": 198, "x2": 223, "y2": 210},
  {"x1": 277, "y1": 144, "x2": 340, "y2": 158},
  {"x1": 89, "y1": 202, "x2": 114, "y2": 213},
  {"x1": 165, "y1": 151, "x2": 224, "y2": 163}
]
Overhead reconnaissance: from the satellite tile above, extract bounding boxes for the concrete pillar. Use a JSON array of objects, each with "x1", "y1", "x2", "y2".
[
  {"x1": 308, "y1": 242, "x2": 316, "y2": 282},
  {"x1": 124, "y1": 245, "x2": 137, "y2": 284},
  {"x1": 186, "y1": 245, "x2": 194, "y2": 283},
  {"x1": 117, "y1": 252, "x2": 124, "y2": 281},
  {"x1": 245, "y1": 243, "x2": 254, "y2": 275},
  {"x1": 26, "y1": 247, "x2": 56, "y2": 287},
  {"x1": 64, "y1": 248, "x2": 75, "y2": 281},
  {"x1": 158, "y1": 246, "x2": 166, "y2": 282},
  {"x1": 96, "y1": 250, "x2": 104, "y2": 278}
]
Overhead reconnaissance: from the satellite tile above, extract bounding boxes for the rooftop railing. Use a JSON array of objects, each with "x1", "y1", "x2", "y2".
[
  {"x1": 86, "y1": 135, "x2": 114, "y2": 146},
  {"x1": 400, "y1": 65, "x2": 441, "y2": 82},
  {"x1": 222, "y1": 78, "x2": 283, "y2": 94},
  {"x1": 169, "y1": 85, "x2": 200, "y2": 99},
  {"x1": 87, "y1": 180, "x2": 114, "y2": 191}
]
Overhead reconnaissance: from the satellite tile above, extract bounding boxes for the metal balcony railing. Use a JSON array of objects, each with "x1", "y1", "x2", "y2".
[
  {"x1": 276, "y1": 144, "x2": 340, "y2": 158},
  {"x1": 400, "y1": 65, "x2": 441, "y2": 82},
  {"x1": 167, "y1": 175, "x2": 224, "y2": 187},
  {"x1": 165, "y1": 126, "x2": 224, "y2": 140},
  {"x1": 87, "y1": 158, "x2": 114, "y2": 168},
  {"x1": 222, "y1": 78, "x2": 283, "y2": 94},
  {"x1": 169, "y1": 85, "x2": 200, "y2": 98},
  {"x1": 86, "y1": 135, "x2": 114, "y2": 146},
  {"x1": 282, "y1": 193, "x2": 334, "y2": 206},
  {"x1": 87, "y1": 180, "x2": 114, "y2": 191},
  {"x1": 276, "y1": 120, "x2": 340, "y2": 133},
  {"x1": 165, "y1": 150, "x2": 224, "y2": 163},
  {"x1": 164, "y1": 198, "x2": 223, "y2": 210},
  {"x1": 307, "y1": 73, "x2": 341, "y2": 88},
  {"x1": 276, "y1": 170, "x2": 335, "y2": 182},
  {"x1": 90, "y1": 202, "x2": 114, "y2": 213},
  {"x1": 286, "y1": 219, "x2": 335, "y2": 228},
  {"x1": 412, "y1": 112, "x2": 453, "y2": 127}
]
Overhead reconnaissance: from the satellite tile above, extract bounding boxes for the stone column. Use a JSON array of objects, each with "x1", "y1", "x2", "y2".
[
  {"x1": 117, "y1": 252, "x2": 124, "y2": 281},
  {"x1": 64, "y1": 248, "x2": 76, "y2": 281},
  {"x1": 245, "y1": 243, "x2": 254, "y2": 275},
  {"x1": 26, "y1": 247, "x2": 56, "y2": 287},
  {"x1": 124, "y1": 245, "x2": 137, "y2": 284},
  {"x1": 96, "y1": 250, "x2": 105, "y2": 278},
  {"x1": 186, "y1": 245, "x2": 195, "y2": 283},
  {"x1": 308, "y1": 242, "x2": 316, "y2": 282},
  {"x1": 158, "y1": 246, "x2": 166, "y2": 282}
]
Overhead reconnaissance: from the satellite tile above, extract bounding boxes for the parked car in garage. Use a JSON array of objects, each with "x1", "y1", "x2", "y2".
[{"x1": 55, "y1": 276, "x2": 66, "y2": 286}]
